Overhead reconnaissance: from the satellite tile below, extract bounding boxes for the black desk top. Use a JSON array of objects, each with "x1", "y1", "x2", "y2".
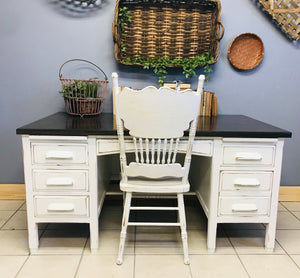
[{"x1": 16, "y1": 112, "x2": 292, "y2": 138}]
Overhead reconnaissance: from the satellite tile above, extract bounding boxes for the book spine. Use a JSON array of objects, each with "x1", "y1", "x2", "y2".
[
  {"x1": 206, "y1": 92, "x2": 213, "y2": 117},
  {"x1": 202, "y1": 91, "x2": 207, "y2": 116},
  {"x1": 212, "y1": 96, "x2": 218, "y2": 116}
]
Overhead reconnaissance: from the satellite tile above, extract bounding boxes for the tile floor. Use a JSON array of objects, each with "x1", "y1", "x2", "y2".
[{"x1": 0, "y1": 198, "x2": 300, "y2": 278}]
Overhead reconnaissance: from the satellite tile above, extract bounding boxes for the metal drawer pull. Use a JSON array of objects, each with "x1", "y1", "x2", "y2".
[
  {"x1": 45, "y1": 151, "x2": 73, "y2": 159},
  {"x1": 46, "y1": 177, "x2": 74, "y2": 186},
  {"x1": 232, "y1": 204, "x2": 258, "y2": 212},
  {"x1": 235, "y1": 152, "x2": 262, "y2": 161},
  {"x1": 234, "y1": 178, "x2": 260, "y2": 187},
  {"x1": 47, "y1": 203, "x2": 75, "y2": 212}
]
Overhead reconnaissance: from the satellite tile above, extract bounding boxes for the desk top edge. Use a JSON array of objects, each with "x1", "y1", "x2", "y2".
[{"x1": 16, "y1": 112, "x2": 292, "y2": 138}]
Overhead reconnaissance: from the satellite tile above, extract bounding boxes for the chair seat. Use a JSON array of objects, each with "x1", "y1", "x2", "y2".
[{"x1": 120, "y1": 178, "x2": 190, "y2": 193}]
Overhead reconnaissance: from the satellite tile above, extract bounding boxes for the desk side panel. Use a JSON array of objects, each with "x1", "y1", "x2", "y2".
[{"x1": 189, "y1": 155, "x2": 212, "y2": 216}]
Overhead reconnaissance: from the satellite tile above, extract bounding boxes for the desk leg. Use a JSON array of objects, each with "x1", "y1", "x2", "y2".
[
  {"x1": 265, "y1": 222, "x2": 276, "y2": 252},
  {"x1": 88, "y1": 137, "x2": 99, "y2": 252},
  {"x1": 207, "y1": 139, "x2": 222, "y2": 253},
  {"x1": 265, "y1": 139, "x2": 284, "y2": 252},
  {"x1": 265, "y1": 193, "x2": 280, "y2": 252},
  {"x1": 89, "y1": 222, "x2": 99, "y2": 252},
  {"x1": 22, "y1": 136, "x2": 39, "y2": 254},
  {"x1": 28, "y1": 222, "x2": 39, "y2": 254},
  {"x1": 207, "y1": 220, "x2": 217, "y2": 253}
]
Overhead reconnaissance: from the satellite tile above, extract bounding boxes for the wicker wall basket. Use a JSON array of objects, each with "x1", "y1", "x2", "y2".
[
  {"x1": 228, "y1": 33, "x2": 264, "y2": 71},
  {"x1": 257, "y1": 0, "x2": 299, "y2": 41},
  {"x1": 112, "y1": 0, "x2": 224, "y2": 67},
  {"x1": 59, "y1": 59, "x2": 108, "y2": 117}
]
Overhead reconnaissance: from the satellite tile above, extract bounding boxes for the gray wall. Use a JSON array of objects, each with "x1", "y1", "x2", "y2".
[{"x1": 0, "y1": 0, "x2": 299, "y2": 185}]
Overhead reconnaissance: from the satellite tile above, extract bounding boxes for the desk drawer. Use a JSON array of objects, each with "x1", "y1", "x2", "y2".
[
  {"x1": 33, "y1": 170, "x2": 88, "y2": 192},
  {"x1": 34, "y1": 196, "x2": 89, "y2": 217},
  {"x1": 222, "y1": 145, "x2": 275, "y2": 166},
  {"x1": 218, "y1": 197, "x2": 270, "y2": 216},
  {"x1": 220, "y1": 171, "x2": 273, "y2": 192},
  {"x1": 182, "y1": 140, "x2": 213, "y2": 156},
  {"x1": 97, "y1": 138, "x2": 212, "y2": 156},
  {"x1": 32, "y1": 143, "x2": 88, "y2": 165}
]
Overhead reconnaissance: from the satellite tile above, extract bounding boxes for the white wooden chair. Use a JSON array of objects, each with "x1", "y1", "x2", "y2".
[{"x1": 112, "y1": 72, "x2": 205, "y2": 265}]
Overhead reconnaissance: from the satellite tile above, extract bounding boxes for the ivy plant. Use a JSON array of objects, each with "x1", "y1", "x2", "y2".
[
  {"x1": 121, "y1": 53, "x2": 214, "y2": 87},
  {"x1": 118, "y1": 7, "x2": 132, "y2": 33}
]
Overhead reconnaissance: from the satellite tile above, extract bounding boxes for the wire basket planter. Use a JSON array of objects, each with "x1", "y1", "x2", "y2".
[{"x1": 59, "y1": 59, "x2": 108, "y2": 117}]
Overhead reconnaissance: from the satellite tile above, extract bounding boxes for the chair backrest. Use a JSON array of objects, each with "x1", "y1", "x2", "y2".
[{"x1": 112, "y1": 73, "x2": 204, "y2": 184}]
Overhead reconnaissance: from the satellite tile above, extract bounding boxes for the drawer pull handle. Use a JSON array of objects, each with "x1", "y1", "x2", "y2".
[
  {"x1": 234, "y1": 178, "x2": 260, "y2": 187},
  {"x1": 47, "y1": 203, "x2": 75, "y2": 212},
  {"x1": 232, "y1": 204, "x2": 258, "y2": 212},
  {"x1": 46, "y1": 177, "x2": 74, "y2": 186},
  {"x1": 45, "y1": 151, "x2": 73, "y2": 160},
  {"x1": 235, "y1": 152, "x2": 262, "y2": 161}
]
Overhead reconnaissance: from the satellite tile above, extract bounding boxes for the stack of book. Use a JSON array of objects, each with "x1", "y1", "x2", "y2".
[
  {"x1": 200, "y1": 91, "x2": 218, "y2": 117},
  {"x1": 163, "y1": 83, "x2": 217, "y2": 117}
]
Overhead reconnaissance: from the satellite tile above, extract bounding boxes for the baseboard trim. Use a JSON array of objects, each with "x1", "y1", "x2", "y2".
[
  {"x1": 0, "y1": 184, "x2": 26, "y2": 200},
  {"x1": 279, "y1": 186, "x2": 300, "y2": 202},
  {"x1": 0, "y1": 184, "x2": 299, "y2": 201}
]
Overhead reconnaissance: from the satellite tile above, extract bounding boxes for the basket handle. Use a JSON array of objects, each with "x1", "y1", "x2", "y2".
[
  {"x1": 112, "y1": 22, "x2": 118, "y2": 42},
  {"x1": 112, "y1": 0, "x2": 120, "y2": 42},
  {"x1": 218, "y1": 21, "x2": 225, "y2": 41},
  {"x1": 59, "y1": 59, "x2": 108, "y2": 80}
]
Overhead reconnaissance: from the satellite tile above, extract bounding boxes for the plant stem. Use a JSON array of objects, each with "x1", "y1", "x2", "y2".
[{"x1": 121, "y1": 53, "x2": 214, "y2": 86}]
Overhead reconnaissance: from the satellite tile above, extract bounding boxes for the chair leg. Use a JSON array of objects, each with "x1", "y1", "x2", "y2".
[
  {"x1": 117, "y1": 192, "x2": 132, "y2": 265},
  {"x1": 177, "y1": 193, "x2": 190, "y2": 265},
  {"x1": 122, "y1": 192, "x2": 126, "y2": 207}
]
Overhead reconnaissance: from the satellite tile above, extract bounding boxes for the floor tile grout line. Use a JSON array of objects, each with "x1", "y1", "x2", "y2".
[
  {"x1": 223, "y1": 225, "x2": 251, "y2": 278},
  {"x1": 278, "y1": 209, "x2": 300, "y2": 222},
  {"x1": 280, "y1": 202, "x2": 300, "y2": 213},
  {"x1": 287, "y1": 254, "x2": 300, "y2": 270},
  {"x1": 274, "y1": 237, "x2": 300, "y2": 269},
  {"x1": 0, "y1": 209, "x2": 20, "y2": 230},
  {"x1": 224, "y1": 225, "x2": 293, "y2": 257},
  {"x1": 222, "y1": 225, "x2": 239, "y2": 256},
  {"x1": 16, "y1": 201, "x2": 26, "y2": 211},
  {"x1": 74, "y1": 237, "x2": 89, "y2": 278},
  {"x1": 290, "y1": 211, "x2": 300, "y2": 221},
  {"x1": 235, "y1": 254, "x2": 251, "y2": 278},
  {"x1": 14, "y1": 254, "x2": 30, "y2": 278},
  {"x1": 279, "y1": 201, "x2": 289, "y2": 210},
  {"x1": 0, "y1": 200, "x2": 27, "y2": 230},
  {"x1": 188, "y1": 259, "x2": 194, "y2": 278}
]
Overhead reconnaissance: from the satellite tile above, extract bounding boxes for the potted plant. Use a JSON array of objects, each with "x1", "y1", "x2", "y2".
[
  {"x1": 59, "y1": 59, "x2": 108, "y2": 117},
  {"x1": 60, "y1": 79, "x2": 101, "y2": 99}
]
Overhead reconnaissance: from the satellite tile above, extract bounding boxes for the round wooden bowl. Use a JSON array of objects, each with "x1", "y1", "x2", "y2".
[{"x1": 228, "y1": 33, "x2": 264, "y2": 70}]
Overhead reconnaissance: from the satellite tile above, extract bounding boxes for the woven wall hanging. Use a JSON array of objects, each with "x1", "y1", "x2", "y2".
[
  {"x1": 257, "y1": 0, "x2": 300, "y2": 40},
  {"x1": 113, "y1": 0, "x2": 224, "y2": 65},
  {"x1": 228, "y1": 33, "x2": 264, "y2": 70}
]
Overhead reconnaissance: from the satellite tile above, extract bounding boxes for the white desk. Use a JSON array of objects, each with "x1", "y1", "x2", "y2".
[{"x1": 17, "y1": 113, "x2": 291, "y2": 253}]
